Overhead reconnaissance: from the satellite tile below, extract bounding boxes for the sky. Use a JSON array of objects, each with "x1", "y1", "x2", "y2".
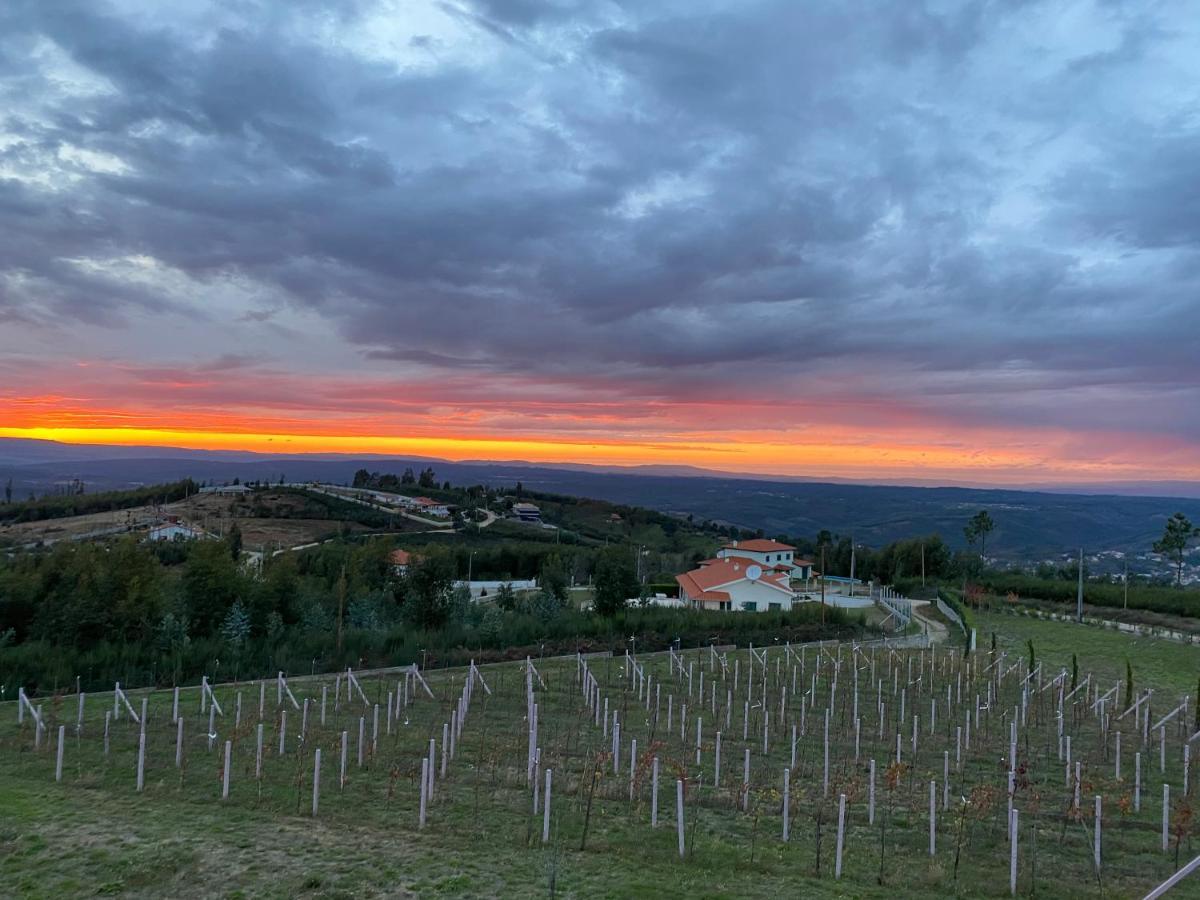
[{"x1": 1, "y1": 0, "x2": 1198, "y2": 486}]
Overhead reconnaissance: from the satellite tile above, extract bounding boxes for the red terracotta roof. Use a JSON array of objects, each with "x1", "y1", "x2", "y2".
[
  {"x1": 723, "y1": 539, "x2": 796, "y2": 553},
  {"x1": 675, "y1": 557, "x2": 792, "y2": 597},
  {"x1": 389, "y1": 549, "x2": 412, "y2": 565}
]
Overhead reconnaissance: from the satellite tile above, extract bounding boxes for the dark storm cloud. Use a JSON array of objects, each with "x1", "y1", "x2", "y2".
[{"x1": 0, "y1": 0, "x2": 1197, "y2": 437}]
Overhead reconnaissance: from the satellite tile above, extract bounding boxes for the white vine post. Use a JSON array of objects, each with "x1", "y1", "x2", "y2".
[
  {"x1": 651, "y1": 756, "x2": 660, "y2": 828},
  {"x1": 835, "y1": 793, "x2": 847, "y2": 879},
  {"x1": 1009, "y1": 809, "x2": 1018, "y2": 895},
  {"x1": 542, "y1": 769, "x2": 552, "y2": 844},
  {"x1": 312, "y1": 749, "x2": 322, "y2": 816},
  {"x1": 929, "y1": 780, "x2": 936, "y2": 855},
  {"x1": 868, "y1": 759, "x2": 876, "y2": 824},
  {"x1": 676, "y1": 779, "x2": 685, "y2": 859},
  {"x1": 113, "y1": 682, "x2": 140, "y2": 724},
  {"x1": 277, "y1": 672, "x2": 301, "y2": 710},
  {"x1": 55, "y1": 725, "x2": 65, "y2": 782},
  {"x1": 1163, "y1": 784, "x2": 1170, "y2": 852},
  {"x1": 419, "y1": 758, "x2": 428, "y2": 828},
  {"x1": 200, "y1": 677, "x2": 223, "y2": 717},
  {"x1": 782, "y1": 768, "x2": 790, "y2": 841},
  {"x1": 222, "y1": 741, "x2": 231, "y2": 799}
]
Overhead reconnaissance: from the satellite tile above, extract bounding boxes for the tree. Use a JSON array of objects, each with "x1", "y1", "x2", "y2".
[
  {"x1": 4, "y1": 477, "x2": 11, "y2": 504},
  {"x1": 227, "y1": 522, "x2": 243, "y2": 561},
  {"x1": 335, "y1": 566, "x2": 347, "y2": 653},
  {"x1": 181, "y1": 541, "x2": 244, "y2": 636},
  {"x1": 495, "y1": 582, "x2": 517, "y2": 612},
  {"x1": 352, "y1": 468, "x2": 372, "y2": 488},
  {"x1": 539, "y1": 554, "x2": 570, "y2": 605},
  {"x1": 593, "y1": 547, "x2": 638, "y2": 617},
  {"x1": 401, "y1": 467, "x2": 416, "y2": 485},
  {"x1": 1153, "y1": 512, "x2": 1198, "y2": 587},
  {"x1": 400, "y1": 549, "x2": 457, "y2": 630},
  {"x1": 1125, "y1": 658, "x2": 1135, "y2": 711},
  {"x1": 963, "y1": 511, "x2": 995, "y2": 559},
  {"x1": 417, "y1": 467, "x2": 437, "y2": 489},
  {"x1": 219, "y1": 600, "x2": 251, "y2": 649}
]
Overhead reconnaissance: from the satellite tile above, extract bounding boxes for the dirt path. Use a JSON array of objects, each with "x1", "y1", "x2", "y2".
[{"x1": 911, "y1": 599, "x2": 951, "y2": 645}]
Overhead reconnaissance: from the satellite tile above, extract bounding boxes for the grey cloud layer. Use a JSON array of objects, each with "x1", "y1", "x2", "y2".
[{"x1": 0, "y1": 0, "x2": 1197, "y2": 436}]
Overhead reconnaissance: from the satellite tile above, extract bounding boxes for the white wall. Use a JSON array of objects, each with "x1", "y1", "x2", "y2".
[{"x1": 723, "y1": 579, "x2": 793, "y2": 612}]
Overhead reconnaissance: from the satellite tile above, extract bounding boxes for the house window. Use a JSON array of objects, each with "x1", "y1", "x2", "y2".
[
  {"x1": 741, "y1": 601, "x2": 756, "y2": 612},
  {"x1": 721, "y1": 601, "x2": 731, "y2": 611},
  {"x1": 768, "y1": 602, "x2": 782, "y2": 612}
]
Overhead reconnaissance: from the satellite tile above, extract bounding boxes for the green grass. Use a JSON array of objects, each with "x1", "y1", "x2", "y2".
[
  {"x1": 2, "y1": 618, "x2": 1199, "y2": 898},
  {"x1": 977, "y1": 610, "x2": 1200, "y2": 700}
]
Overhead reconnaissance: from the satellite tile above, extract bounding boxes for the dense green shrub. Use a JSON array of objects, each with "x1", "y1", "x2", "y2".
[
  {"x1": 1, "y1": 603, "x2": 868, "y2": 696},
  {"x1": 973, "y1": 573, "x2": 1200, "y2": 618}
]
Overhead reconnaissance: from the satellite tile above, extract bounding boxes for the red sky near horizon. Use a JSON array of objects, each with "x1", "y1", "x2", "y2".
[
  {"x1": 3, "y1": 359, "x2": 1197, "y2": 486},
  {"x1": 2, "y1": 1, "x2": 1198, "y2": 488}
]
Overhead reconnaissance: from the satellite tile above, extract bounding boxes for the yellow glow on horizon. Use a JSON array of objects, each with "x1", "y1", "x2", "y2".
[{"x1": 1, "y1": 424, "x2": 1188, "y2": 484}]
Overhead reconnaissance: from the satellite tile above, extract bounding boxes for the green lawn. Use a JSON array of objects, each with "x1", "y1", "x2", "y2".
[{"x1": 2, "y1": 619, "x2": 1199, "y2": 898}]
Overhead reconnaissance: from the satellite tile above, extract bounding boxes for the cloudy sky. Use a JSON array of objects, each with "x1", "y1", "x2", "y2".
[{"x1": 1, "y1": 0, "x2": 1198, "y2": 485}]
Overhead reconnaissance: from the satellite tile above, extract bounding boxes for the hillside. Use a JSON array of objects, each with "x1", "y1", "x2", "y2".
[{"x1": 2, "y1": 438, "x2": 1198, "y2": 558}]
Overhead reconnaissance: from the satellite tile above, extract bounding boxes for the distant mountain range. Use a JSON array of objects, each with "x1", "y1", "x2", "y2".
[{"x1": 2, "y1": 438, "x2": 1197, "y2": 557}]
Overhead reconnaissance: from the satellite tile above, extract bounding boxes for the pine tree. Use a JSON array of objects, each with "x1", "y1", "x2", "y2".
[{"x1": 219, "y1": 601, "x2": 251, "y2": 649}]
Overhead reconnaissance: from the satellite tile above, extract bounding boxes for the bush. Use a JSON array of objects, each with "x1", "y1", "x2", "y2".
[
  {"x1": 1, "y1": 603, "x2": 871, "y2": 695},
  {"x1": 973, "y1": 573, "x2": 1200, "y2": 619}
]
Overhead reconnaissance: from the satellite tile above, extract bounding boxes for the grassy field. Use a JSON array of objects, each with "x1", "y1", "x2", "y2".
[
  {"x1": 977, "y1": 610, "x2": 1200, "y2": 699},
  {"x1": 3, "y1": 617, "x2": 1199, "y2": 899}
]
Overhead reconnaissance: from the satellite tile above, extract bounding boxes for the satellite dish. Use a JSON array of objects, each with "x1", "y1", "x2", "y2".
[{"x1": 746, "y1": 565, "x2": 762, "y2": 581}]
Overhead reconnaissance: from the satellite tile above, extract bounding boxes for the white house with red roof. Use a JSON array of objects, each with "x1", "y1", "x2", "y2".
[
  {"x1": 716, "y1": 539, "x2": 813, "y2": 582},
  {"x1": 675, "y1": 556, "x2": 796, "y2": 612}
]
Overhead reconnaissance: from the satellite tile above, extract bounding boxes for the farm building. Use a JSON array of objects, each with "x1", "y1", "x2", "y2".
[
  {"x1": 411, "y1": 497, "x2": 451, "y2": 517},
  {"x1": 512, "y1": 502, "x2": 542, "y2": 522},
  {"x1": 389, "y1": 549, "x2": 413, "y2": 574},
  {"x1": 147, "y1": 519, "x2": 207, "y2": 541}
]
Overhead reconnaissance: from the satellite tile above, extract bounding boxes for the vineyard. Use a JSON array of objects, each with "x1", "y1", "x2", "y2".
[{"x1": 3, "y1": 632, "x2": 1198, "y2": 898}]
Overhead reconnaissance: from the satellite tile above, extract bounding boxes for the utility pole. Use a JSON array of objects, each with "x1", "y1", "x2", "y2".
[
  {"x1": 820, "y1": 546, "x2": 826, "y2": 624},
  {"x1": 1123, "y1": 559, "x2": 1129, "y2": 609},
  {"x1": 1076, "y1": 547, "x2": 1084, "y2": 623},
  {"x1": 849, "y1": 536, "x2": 856, "y2": 597}
]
